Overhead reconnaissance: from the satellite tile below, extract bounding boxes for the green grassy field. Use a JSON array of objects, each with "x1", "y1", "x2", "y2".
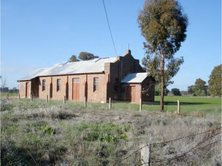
[
  {"x1": 0, "y1": 92, "x2": 19, "y2": 97},
  {"x1": 153, "y1": 96, "x2": 221, "y2": 114},
  {"x1": 1, "y1": 92, "x2": 221, "y2": 115},
  {"x1": 112, "y1": 96, "x2": 221, "y2": 115}
]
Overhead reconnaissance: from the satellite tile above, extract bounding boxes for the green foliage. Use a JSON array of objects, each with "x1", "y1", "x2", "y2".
[
  {"x1": 1, "y1": 99, "x2": 14, "y2": 111},
  {"x1": 73, "y1": 123, "x2": 130, "y2": 143},
  {"x1": 78, "y1": 52, "x2": 96, "y2": 61},
  {"x1": 155, "y1": 83, "x2": 169, "y2": 96},
  {"x1": 195, "y1": 78, "x2": 206, "y2": 90},
  {"x1": 208, "y1": 64, "x2": 222, "y2": 96},
  {"x1": 188, "y1": 78, "x2": 208, "y2": 96},
  {"x1": 188, "y1": 85, "x2": 196, "y2": 95},
  {"x1": 138, "y1": 0, "x2": 188, "y2": 56},
  {"x1": 41, "y1": 125, "x2": 56, "y2": 135},
  {"x1": 142, "y1": 56, "x2": 183, "y2": 86},
  {"x1": 68, "y1": 55, "x2": 79, "y2": 62},
  {"x1": 171, "y1": 88, "x2": 181, "y2": 96},
  {"x1": 193, "y1": 89, "x2": 206, "y2": 96},
  {"x1": 138, "y1": 0, "x2": 188, "y2": 111}
]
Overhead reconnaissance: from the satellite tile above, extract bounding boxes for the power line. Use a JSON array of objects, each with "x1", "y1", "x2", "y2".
[{"x1": 102, "y1": 0, "x2": 118, "y2": 56}]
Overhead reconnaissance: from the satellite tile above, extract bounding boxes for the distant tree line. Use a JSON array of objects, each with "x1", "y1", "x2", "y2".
[
  {"x1": 68, "y1": 52, "x2": 99, "y2": 62},
  {"x1": 162, "y1": 64, "x2": 221, "y2": 97}
]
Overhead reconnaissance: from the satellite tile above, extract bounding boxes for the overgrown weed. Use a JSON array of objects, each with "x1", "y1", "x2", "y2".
[{"x1": 1, "y1": 98, "x2": 221, "y2": 165}]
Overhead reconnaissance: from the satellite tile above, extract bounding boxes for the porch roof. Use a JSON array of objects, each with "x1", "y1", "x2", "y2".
[{"x1": 121, "y1": 73, "x2": 149, "y2": 83}]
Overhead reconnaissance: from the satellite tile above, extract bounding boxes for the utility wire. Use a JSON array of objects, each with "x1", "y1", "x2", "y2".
[{"x1": 102, "y1": 0, "x2": 118, "y2": 56}]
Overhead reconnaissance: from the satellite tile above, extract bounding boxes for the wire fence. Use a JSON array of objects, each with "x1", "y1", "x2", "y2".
[
  {"x1": 116, "y1": 127, "x2": 221, "y2": 166},
  {"x1": 2, "y1": 96, "x2": 221, "y2": 165}
]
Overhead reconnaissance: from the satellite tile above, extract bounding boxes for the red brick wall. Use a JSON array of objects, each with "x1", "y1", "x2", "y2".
[
  {"x1": 18, "y1": 50, "x2": 153, "y2": 103},
  {"x1": 19, "y1": 73, "x2": 109, "y2": 103},
  {"x1": 86, "y1": 74, "x2": 108, "y2": 103},
  {"x1": 38, "y1": 77, "x2": 52, "y2": 99},
  {"x1": 50, "y1": 76, "x2": 68, "y2": 100},
  {"x1": 105, "y1": 61, "x2": 119, "y2": 99},
  {"x1": 19, "y1": 81, "x2": 31, "y2": 98},
  {"x1": 120, "y1": 83, "x2": 142, "y2": 104},
  {"x1": 105, "y1": 50, "x2": 145, "y2": 101}
]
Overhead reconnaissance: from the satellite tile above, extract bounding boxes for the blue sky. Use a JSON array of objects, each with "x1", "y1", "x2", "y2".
[{"x1": 1, "y1": 0, "x2": 221, "y2": 91}]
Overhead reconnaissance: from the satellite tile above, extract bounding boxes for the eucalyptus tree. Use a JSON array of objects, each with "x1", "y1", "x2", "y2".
[
  {"x1": 78, "y1": 52, "x2": 95, "y2": 61},
  {"x1": 68, "y1": 55, "x2": 79, "y2": 62},
  {"x1": 208, "y1": 65, "x2": 222, "y2": 96},
  {"x1": 138, "y1": 0, "x2": 188, "y2": 111}
]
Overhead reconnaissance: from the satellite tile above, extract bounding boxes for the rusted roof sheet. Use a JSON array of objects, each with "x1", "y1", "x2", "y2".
[
  {"x1": 121, "y1": 73, "x2": 149, "y2": 83},
  {"x1": 19, "y1": 58, "x2": 116, "y2": 81}
]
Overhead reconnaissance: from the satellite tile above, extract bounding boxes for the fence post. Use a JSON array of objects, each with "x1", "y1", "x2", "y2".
[
  {"x1": 139, "y1": 98, "x2": 142, "y2": 112},
  {"x1": 84, "y1": 97, "x2": 87, "y2": 107},
  {"x1": 46, "y1": 95, "x2": 48, "y2": 103},
  {"x1": 141, "y1": 143, "x2": 151, "y2": 166},
  {"x1": 177, "y1": 100, "x2": 180, "y2": 114},
  {"x1": 63, "y1": 96, "x2": 66, "y2": 104},
  {"x1": 109, "y1": 97, "x2": 111, "y2": 109},
  {"x1": 18, "y1": 94, "x2": 20, "y2": 101},
  {"x1": 6, "y1": 94, "x2": 9, "y2": 100}
]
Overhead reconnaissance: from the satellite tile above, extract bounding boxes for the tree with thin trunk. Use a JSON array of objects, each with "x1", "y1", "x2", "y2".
[{"x1": 138, "y1": 0, "x2": 188, "y2": 111}]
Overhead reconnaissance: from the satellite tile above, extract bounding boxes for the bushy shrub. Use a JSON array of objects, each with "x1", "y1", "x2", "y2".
[{"x1": 1, "y1": 99, "x2": 14, "y2": 111}]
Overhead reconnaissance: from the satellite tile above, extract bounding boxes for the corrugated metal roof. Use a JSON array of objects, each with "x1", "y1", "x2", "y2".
[
  {"x1": 121, "y1": 73, "x2": 148, "y2": 83},
  {"x1": 19, "y1": 58, "x2": 117, "y2": 81}
]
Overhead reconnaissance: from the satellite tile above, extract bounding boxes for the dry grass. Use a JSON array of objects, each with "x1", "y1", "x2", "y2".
[{"x1": 1, "y1": 98, "x2": 221, "y2": 165}]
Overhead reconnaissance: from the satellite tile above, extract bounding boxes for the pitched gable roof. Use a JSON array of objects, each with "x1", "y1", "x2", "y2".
[
  {"x1": 18, "y1": 58, "x2": 116, "y2": 81},
  {"x1": 121, "y1": 73, "x2": 149, "y2": 83}
]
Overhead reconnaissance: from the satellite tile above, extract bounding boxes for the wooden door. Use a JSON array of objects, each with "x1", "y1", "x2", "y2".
[
  {"x1": 126, "y1": 86, "x2": 136, "y2": 103},
  {"x1": 26, "y1": 82, "x2": 29, "y2": 98},
  {"x1": 131, "y1": 86, "x2": 136, "y2": 103},
  {"x1": 72, "y1": 78, "x2": 80, "y2": 100}
]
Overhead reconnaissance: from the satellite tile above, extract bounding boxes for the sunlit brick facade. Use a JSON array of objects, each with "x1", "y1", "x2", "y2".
[{"x1": 18, "y1": 50, "x2": 154, "y2": 104}]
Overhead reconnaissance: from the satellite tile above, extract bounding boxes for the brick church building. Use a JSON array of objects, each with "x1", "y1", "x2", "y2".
[{"x1": 18, "y1": 49, "x2": 155, "y2": 104}]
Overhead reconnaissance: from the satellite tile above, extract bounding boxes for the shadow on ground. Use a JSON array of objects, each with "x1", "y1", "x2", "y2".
[
  {"x1": 112, "y1": 100, "x2": 208, "y2": 106},
  {"x1": 143, "y1": 101, "x2": 208, "y2": 105}
]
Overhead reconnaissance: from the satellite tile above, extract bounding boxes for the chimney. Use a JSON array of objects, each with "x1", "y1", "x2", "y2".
[{"x1": 126, "y1": 49, "x2": 131, "y2": 55}]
